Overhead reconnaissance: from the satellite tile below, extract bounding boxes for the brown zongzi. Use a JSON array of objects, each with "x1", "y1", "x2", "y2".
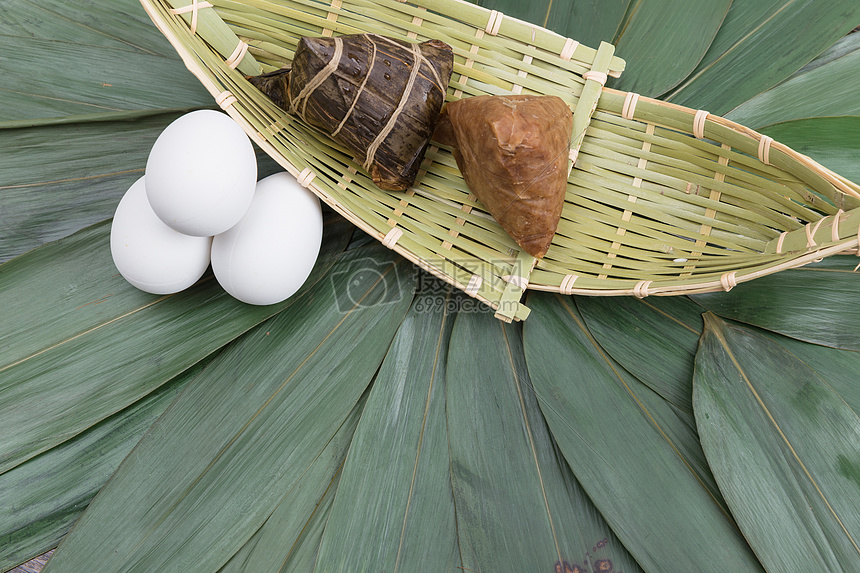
[
  {"x1": 249, "y1": 33, "x2": 453, "y2": 191},
  {"x1": 432, "y1": 94, "x2": 572, "y2": 259}
]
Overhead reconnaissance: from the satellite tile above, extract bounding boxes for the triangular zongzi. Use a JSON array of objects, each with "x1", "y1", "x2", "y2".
[{"x1": 433, "y1": 94, "x2": 572, "y2": 258}]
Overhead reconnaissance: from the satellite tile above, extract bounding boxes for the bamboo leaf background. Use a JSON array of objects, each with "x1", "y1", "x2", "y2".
[
  {"x1": 694, "y1": 315, "x2": 860, "y2": 570},
  {"x1": 2, "y1": 1, "x2": 860, "y2": 572},
  {"x1": 314, "y1": 286, "x2": 459, "y2": 573}
]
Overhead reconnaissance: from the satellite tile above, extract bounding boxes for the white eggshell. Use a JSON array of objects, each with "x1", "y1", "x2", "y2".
[
  {"x1": 111, "y1": 177, "x2": 212, "y2": 294},
  {"x1": 211, "y1": 172, "x2": 323, "y2": 305},
  {"x1": 145, "y1": 110, "x2": 257, "y2": 236}
]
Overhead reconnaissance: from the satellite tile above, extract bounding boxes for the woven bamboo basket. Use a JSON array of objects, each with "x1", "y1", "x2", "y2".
[{"x1": 140, "y1": 0, "x2": 860, "y2": 321}]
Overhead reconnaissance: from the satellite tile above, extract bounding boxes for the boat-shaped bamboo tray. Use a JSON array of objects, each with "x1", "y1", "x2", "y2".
[{"x1": 141, "y1": 0, "x2": 860, "y2": 321}]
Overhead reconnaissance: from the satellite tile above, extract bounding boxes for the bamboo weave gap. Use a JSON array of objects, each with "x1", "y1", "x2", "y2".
[{"x1": 142, "y1": 0, "x2": 860, "y2": 318}]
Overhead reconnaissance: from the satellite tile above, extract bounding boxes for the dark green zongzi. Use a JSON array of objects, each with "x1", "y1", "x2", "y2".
[{"x1": 249, "y1": 33, "x2": 454, "y2": 191}]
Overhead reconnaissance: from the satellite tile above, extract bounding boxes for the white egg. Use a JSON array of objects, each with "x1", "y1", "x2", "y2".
[
  {"x1": 145, "y1": 110, "x2": 257, "y2": 236},
  {"x1": 211, "y1": 172, "x2": 323, "y2": 305},
  {"x1": 110, "y1": 177, "x2": 212, "y2": 294}
]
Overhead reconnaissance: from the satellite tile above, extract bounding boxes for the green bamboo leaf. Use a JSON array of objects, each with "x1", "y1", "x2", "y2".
[
  {"x1": 466, "y1": 0, "x2": 553, "y2": 38},
  {"x1": 41, "y1": 246, "x2": 415, "y2": 573},
  {"x1": 0, "y1": 0, "x2": 181, "y2": 55},
  {"x1": 726, "y1": 45, "x2": 860, "y2": 128},
  {"x1": 576, "y1": 296, "x2": 704, "y2": 413},
  {"x1": 546, "y1": 0, "x2": 633, "y2": 48},
  {"x1": 0, "y1": 111, "x2": 284, "y2": 262},
  {"x1": 694, "y1": 314, "x2": 860, "y2": 572},
  {"x1": 666, "y1": 0, "x2": 860, "y2": 116},
  {"x1": 759, "y1": 117, "x2": 860, "y2": 184},
  {"x1": 608, "y1": 0, "x2": 731, "y2": 97},
  {"x1": 783, "y1": 32, "x2": 860, "y2": 83},
  {"x1": 0, "y1": 360, "x2": 204, "y2": 572},
  {"x1": 0, "y1": 110, "x2": 190, "y2": 262},
  {"x1": 761, "y1": 332, "x2": 860, "y2": 416},
  {"x1": 218, "y1": 393, "x2": 365, "y2": 573},
  {"x1": 0, "y1": 36, "x2": 206, "y2": 121},
  {"x1": 0, "y1": 0, "x2": 222, "y2": 262},
  {"x1": 524, "y1": 293, "x2": 763, "y2": 573},
  {"x1": 573, "y1": 296, "x2": 721, "y2": 494},
  {"x1": 223, "y1": 467, "x2": 345, "y2": 573},
  {"x1": 282, "y1": 470, "x2": 340, "y2": 573},
  {"x1": 0, "y1": 214, "x2": 352, "y2": 474},
  {"x1": 0, "y1": 0, "x2": 209, "y2": 121},
  {"x1": 720, "y1": 32, "x2": 860, "y2": 127},
  {"x1": 691, "y1": 255, "x2": 860, "y2": 351},
  {"x1": 470, "y1": 0, "x2": 633, "y2": 47},
  {"x1": 447, "y1": 307, "x2": 644, "y2": 573},
  {"x1": 314, "y1": 283, "x2": 459, "y2": 572},
  {"x1": 573, "y1": 297, "x2": 724, "y2": 509}
]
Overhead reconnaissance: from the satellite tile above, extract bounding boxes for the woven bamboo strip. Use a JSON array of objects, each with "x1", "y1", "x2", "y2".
[
  {"x1": 576, "y1": 145, "x2": 820, "y2": 234},
  {"x1": 586, "y1": 119, "x2": 830, "y2": 219},
  {"x1": 569, "y1": 155, "x2": 784, "y2": 244}
]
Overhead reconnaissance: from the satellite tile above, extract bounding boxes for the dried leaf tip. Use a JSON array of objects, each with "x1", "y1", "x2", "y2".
[{"x1": 247, "y1": 68, "x2": 291, "y2": 111}]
